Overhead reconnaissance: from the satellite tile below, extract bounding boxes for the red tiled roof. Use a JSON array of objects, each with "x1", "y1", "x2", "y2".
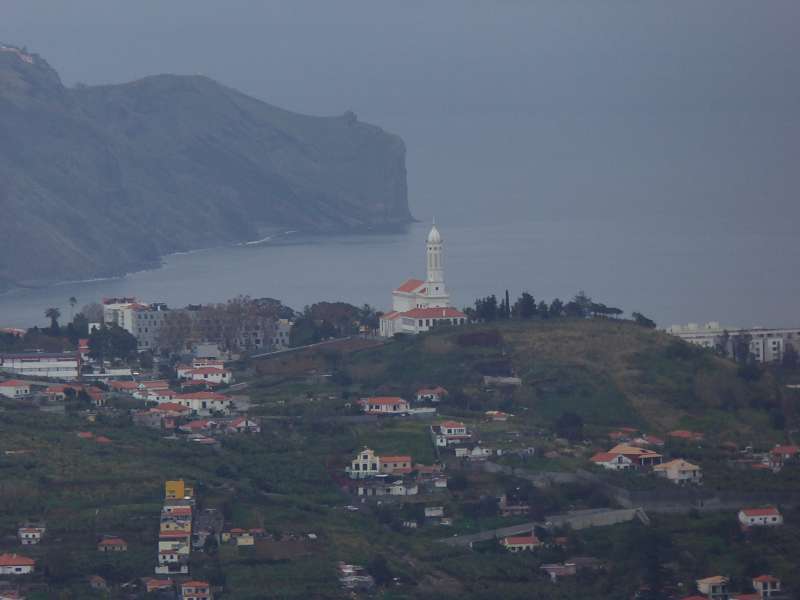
[
  {"x1": 182, "y1": 581, "x2": 210, "y2": 588},
  {"x1": 591, "y1": 452, "x2": 620, "y2": 463},
  {"x1": 440, "y1": 421, "x2": 465, "y2": 428},
  {"x1": 395, "y1": 278, "x2": 425, "y2": 293},
  {"x1": 0, "y1": 380, "x2": 29, "y2": 387},
  {"x1": 159, "y1": 531, "x2": 190, "y2": 538},
  {"x1": 364, "y1": 396, "x2": 407, "y2": 405},
  {"x1": 772, "y1": 445, "x2": 800, "y2": 455},
  {"x1": 176, "y1": 391, "x2": 228, "y2": 401},
  {"x1": 400, "y1": 307, "x2": 466, "y2": 319},
  {"x1": 0, "y1": 553, "x2": 35, "y2": 567},
  {"x1": 95, "y1": 436, "x2": 112, "y2": 444},
  {"x1": 110, "y1": 381, "x2": 138, "y2": 390},
  {"x1": 741, "y1": 507, "x2": 780, "y2": 517},
  {"x1": 504, "y1": 535, "x2": 540, "y2": 545},
  {"x1": 98, "y1": 537, "x2": 126, "y2": 546},
  {"x1": 753, "y1": 574, "x2": 780, "y2": 583},
  {"x1": 77, "y1": 431, "x2": 94, "y2": 439},
  {"x1": 381, "y1": 455, "x2": 412, "y2": 463},
  {"x1": 668, "y1": 430, "x2": 703, "y2": 440},
  {"x1": 417, "y1": 386, "x2": 447, "y2": 395},
  {"x1": 144, "y1": 578, "x2": 173, "y2": 590}
]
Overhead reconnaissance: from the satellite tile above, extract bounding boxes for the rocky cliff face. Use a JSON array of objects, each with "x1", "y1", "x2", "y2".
[{"x1": 0, "y1": 45, "x2": 410, "y2": 290}]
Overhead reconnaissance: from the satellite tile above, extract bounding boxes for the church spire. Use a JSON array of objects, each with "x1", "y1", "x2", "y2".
[{"x1": 426, "y1": 221, "x2": 444, "y2": 284}]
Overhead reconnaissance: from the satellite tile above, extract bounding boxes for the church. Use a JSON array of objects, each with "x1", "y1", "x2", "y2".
[{"x1": 379, "y1": 223, "x2": 468, "y2": 337}]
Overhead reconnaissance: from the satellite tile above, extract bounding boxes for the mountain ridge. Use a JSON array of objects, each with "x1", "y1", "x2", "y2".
[{"x1": 0, "y1": 44, "x2": 411, "y2": 291}]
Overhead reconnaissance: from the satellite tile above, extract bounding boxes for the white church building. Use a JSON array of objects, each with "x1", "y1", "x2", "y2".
[{"x1": 379, "y1": 224, "x2": 468, "y2": 337}]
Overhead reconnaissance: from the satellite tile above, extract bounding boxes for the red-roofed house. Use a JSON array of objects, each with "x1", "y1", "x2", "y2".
[
  {"x1": 751, "y1": 574, "x2": 782, "y2": 598},
  {"x1": 0, "y1": 553, "x2": 35, "y2": 575},
  {"x1": 180, "y1": 367, "x2": 232, "y2": 385},
  {"x1": 590, "y1": 452, "x2": 634, "y2": 470},
  {"x1": 668, "y1": 430, "x2": 704, "y2": 442},
  {"x1": 144, "y1": 578, "x2": 174, "y2": 593},
  {"x1": 359, "y1": 396, "x2": 409, "y2": 415},
  {"x1": 181, "y1": 580, "x2": 212, "y2": 600},
  {"x1": 174, "y1": 391, "x2": 232, "y2": 415},
  {"x1": 431, "y1": 421, "x2": 470, "y2": 447},
  {"x1": 0, "y1": 380, "x2": 31, "y2": 399},
  {"x1": 380, "y1": 455, "x2": 413, "y2": 476},
  {"x1": 501, "y1": 534, "x2": 541, "y2": 552},
  {"x1": 416, "y1": 386, "x2": 448, "y2": 402},
  {"x1": 696, "y1": 575, "x2": 729, "y2": 599},
  {"x1": 226, "y1": 417, "x2": 260, "y2": 434},
  {"x1": 769, "y1": 444, "x2": 800, "y2": 469},
  {"x1": 738, "y1": 507, "x2": 783, "y2": 528}
]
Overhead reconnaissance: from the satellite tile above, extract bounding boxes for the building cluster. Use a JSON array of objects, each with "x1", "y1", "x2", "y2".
[
  {"x1": 345, "y1": 447, "x2": 447, "y2": 497},
  {"x1": 687, "y1": 573, "x2": 788, "y2": 599},
  {"x1": 668, "y1": 322, "x2": 800, "y2": 364}
]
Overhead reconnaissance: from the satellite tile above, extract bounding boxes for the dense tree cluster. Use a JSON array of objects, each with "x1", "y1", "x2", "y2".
[{"x1": 466, "y1": 290, "x2": 647, "y2": 326}]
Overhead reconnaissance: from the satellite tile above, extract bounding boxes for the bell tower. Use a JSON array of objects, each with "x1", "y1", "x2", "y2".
[{"x1": 425, "y1": 221, "x2": 449, "y2": 306}]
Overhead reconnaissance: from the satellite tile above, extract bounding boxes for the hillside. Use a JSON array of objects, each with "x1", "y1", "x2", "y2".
[
  {"x1": 340, "y1": 318, "x2": 782, "y2": 440},
  {"x1": 0, "y1": 44, "x2": 410, "y2": 291}
]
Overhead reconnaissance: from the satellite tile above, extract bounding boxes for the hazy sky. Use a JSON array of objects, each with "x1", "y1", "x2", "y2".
[{"x1": 2, "y1": 1, "x2": 799, "y2": 225}]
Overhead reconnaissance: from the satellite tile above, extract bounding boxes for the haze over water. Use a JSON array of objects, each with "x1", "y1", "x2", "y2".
[{"x1": 1, "y1": 1, "x2": 798, "y2": 328}]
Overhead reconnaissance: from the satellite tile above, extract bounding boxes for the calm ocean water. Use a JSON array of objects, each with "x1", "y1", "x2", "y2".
[{"x1": 0, "y1": 216, "x2": 797, "y2": 330}]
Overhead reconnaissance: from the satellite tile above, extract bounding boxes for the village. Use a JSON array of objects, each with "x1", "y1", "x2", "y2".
[{"x1": 0, "y1": 225, "x2": 799, "y2": 599}]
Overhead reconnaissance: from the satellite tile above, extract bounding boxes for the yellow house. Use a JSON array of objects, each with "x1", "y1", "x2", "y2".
[
  {"x1": 165, "y1": 480, "x2": 194, "y2": 500},
  {"x1": 161, "y1": 519, "x2": 192, "y2": 533}
]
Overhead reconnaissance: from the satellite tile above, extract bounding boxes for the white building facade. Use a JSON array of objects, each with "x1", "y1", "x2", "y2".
[
  {"x1": 0, "y1": 353, "x2": 80, "y2": 379},
  {"x1": 667, "y1": 322, "x2": 800, "y2": 363},
  {"x1": 380, "y1": 224, "x2": 467, "y2": 337}
]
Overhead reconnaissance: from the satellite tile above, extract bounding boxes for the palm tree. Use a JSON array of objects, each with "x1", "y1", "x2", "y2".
[
  {"x1": 68, "y1": 296, "x2": 77, "y2": 320},
  {"x1": 45, "y1": 307, "x2": 61, "y2": 331}
]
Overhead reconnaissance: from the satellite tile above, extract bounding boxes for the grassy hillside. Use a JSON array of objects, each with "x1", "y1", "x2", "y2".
[{"x1": 343, "y1": 318, "x2": 783, "y2": 441}]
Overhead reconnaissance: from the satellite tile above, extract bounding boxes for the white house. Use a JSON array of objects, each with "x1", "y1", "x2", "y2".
[
  {"x1": 590, "y1": 452, "x2": 634, "y2": 470},
  {"x1": 181, "y1": 580, "x2": 213, "y2": 600},
  {"x1": 0, "y1": 352, "x2": 80, "y2": 379},
  {"x1": 181, "y1": 367, "x2": 232, "y2": 385},
  {"x1": 173, "y1": 392, "x2": 232, "y2": 415},
  {"x1": 379, "y1": 224, "x2": 468, "y2": 337},
  {"x1": 751, "y1": 575, "x2": 782, "y2": 598},
  {"x1": 0, "y1": 380, "x2": 31, "y2": 399},
  {"x1": 501, "y1": 534, "x2": 541, "y2": 552},
  {"x1": 416, "y1": 387, "x2": 447, "y2": 402},
  {"x1": 0, "y1": 553, "x2": 35, "y2": 575},
  {"x1": 653, "y1": 459, "x2": 702, "y2": 484},
  {"x1": 348, "y1": 448, "x2": 381, "y2": 479},
  {"x1": 17, "y1": 526, "x2": 45, "y2": 545},
  {"x1": 696, "y1": 576, "x2": 729, "y2": 600},
  {"x1": 359, "y1": 397, "x2": 410, "y2": 415},
  {"x1": 431, "y1": 421, "x2": 470, "y2": 447},
  {"x1": 738, "y1": 507, "x2": 783, "y2": 528}
]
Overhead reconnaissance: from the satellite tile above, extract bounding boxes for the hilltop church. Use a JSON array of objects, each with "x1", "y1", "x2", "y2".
[{"x1": 379, "y1": 223, "x2": 468, "y2": 337}]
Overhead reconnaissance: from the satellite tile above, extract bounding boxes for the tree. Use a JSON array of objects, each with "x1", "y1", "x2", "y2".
[
  {"x1": 537, "y1": 300, "x2": 550, "y2": 319},
  {"x1": 89, "y1": 324, "x2": 138, "y2": 363},
  {"x1": 473, "y1": 295, "x2": 499, "y2": 322},
  {"x1": 732, "y1": 333, "x2": 753, "y2": 364},
  {"x1": 512, "y1": 292, "x2": 537, "y2": 319},
  {"x1": 81, "y1": 302, "x2": 104, "y2": 323},
  {"x1": 555, "y1": 411, "x2": 584, "y2": 441},
  {"x1": 157, "y1": 311, "x2": 193, "y2": 354},
  {"x1": 632, "y1": 312, "x2": 657, "y2": 329},
  {"x1": 68, "y1": 296, "x2": 77, "y2": 319},
  {"x1": 549, "y1": 298, "x2": 564, "y2": 318},
  {"x1": 367, "y1": 554, "x2": 393, "y2": 586},
  {"x1": 45, "y1": 307, "x2": 61, "y2": 333}
]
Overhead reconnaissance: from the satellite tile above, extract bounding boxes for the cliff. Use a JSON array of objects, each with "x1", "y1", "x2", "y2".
[{"x1": 0, "y1": 45, "x2": 410, "y2": 290}]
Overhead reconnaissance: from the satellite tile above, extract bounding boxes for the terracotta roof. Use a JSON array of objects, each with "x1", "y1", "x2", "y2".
[
  {"x1": 668, "y1": 429, "x2": 703, "y2": 440},
  {"x1": 95, "y1": 436, "x2": 112, "y2": 444},
  {"x1": 740, "y1": 507, "x2": 780, "y2": 517},
  {"x1": 772, "y1": 445, "x2": 800, "y2": 455},
  {"x1": 77, "y1": 431, "x2": 94, "y2": 439},
  {"x1": 143, "y1": 578, "x2": 173, "y2": 589},
  {"x1": 0, "y1": 380, "x2": 29, "y2": 387},
  {"x1": 364, "y1": 396, "x2": 407, "y2": 405},
  {"x1": 0, "y1": 553, "x2": 35, "y2": 567},
  {"x1": 395, "y1": 278, "x2": 425, "y2": 293},
  {"x1": 591, "y1": 452, "x2": 622, "y2": 463},
  {"x1": 504, "y1": 535, "x2": 540, "y2": 545},
  {"x1": 176, "y1": 391, "x2": 228, "y2": 401},
  {"x1": 110, "y1": 381, "x2": 139, "y2": 390},
  {"x1": 440, "y1": 421, "x2": 465, "y2": 428},
  {"x1": 418, "y1": 386, "x2": 447, "y2": 395},
  {"x1": 182, "y1": 581, "x2": 210, "y2": 588},
  {"x1": 159, "y1": 531, "x2": 190, "y2": 539},
  {"x1": 753, "y1": 574, "x2": 780, "y2": 583},
  {"x1": 98, "y1": 537, "x2": 126, "y2": 546},
  {"x1": 381, "y1": 455, "x2": 412, "y2": 463},
  {"x1": 654, "y1": 459, "x2": 700, "y2": 471}
]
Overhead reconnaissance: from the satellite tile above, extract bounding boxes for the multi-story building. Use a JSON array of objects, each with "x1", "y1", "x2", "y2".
[
  {"x1": 103, "y1": 298, "x2": 169, "y2": 352},
  {"x1": 667, "y1": 322, "x2": 800, "y2": 363},
  {"x1": 0, "y1": 352, "x2": 80, "y2": 379}
]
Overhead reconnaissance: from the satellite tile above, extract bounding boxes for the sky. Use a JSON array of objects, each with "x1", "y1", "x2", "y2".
[{"x1": 2, "y1": 1, "x2": 799, "y2": 227}]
